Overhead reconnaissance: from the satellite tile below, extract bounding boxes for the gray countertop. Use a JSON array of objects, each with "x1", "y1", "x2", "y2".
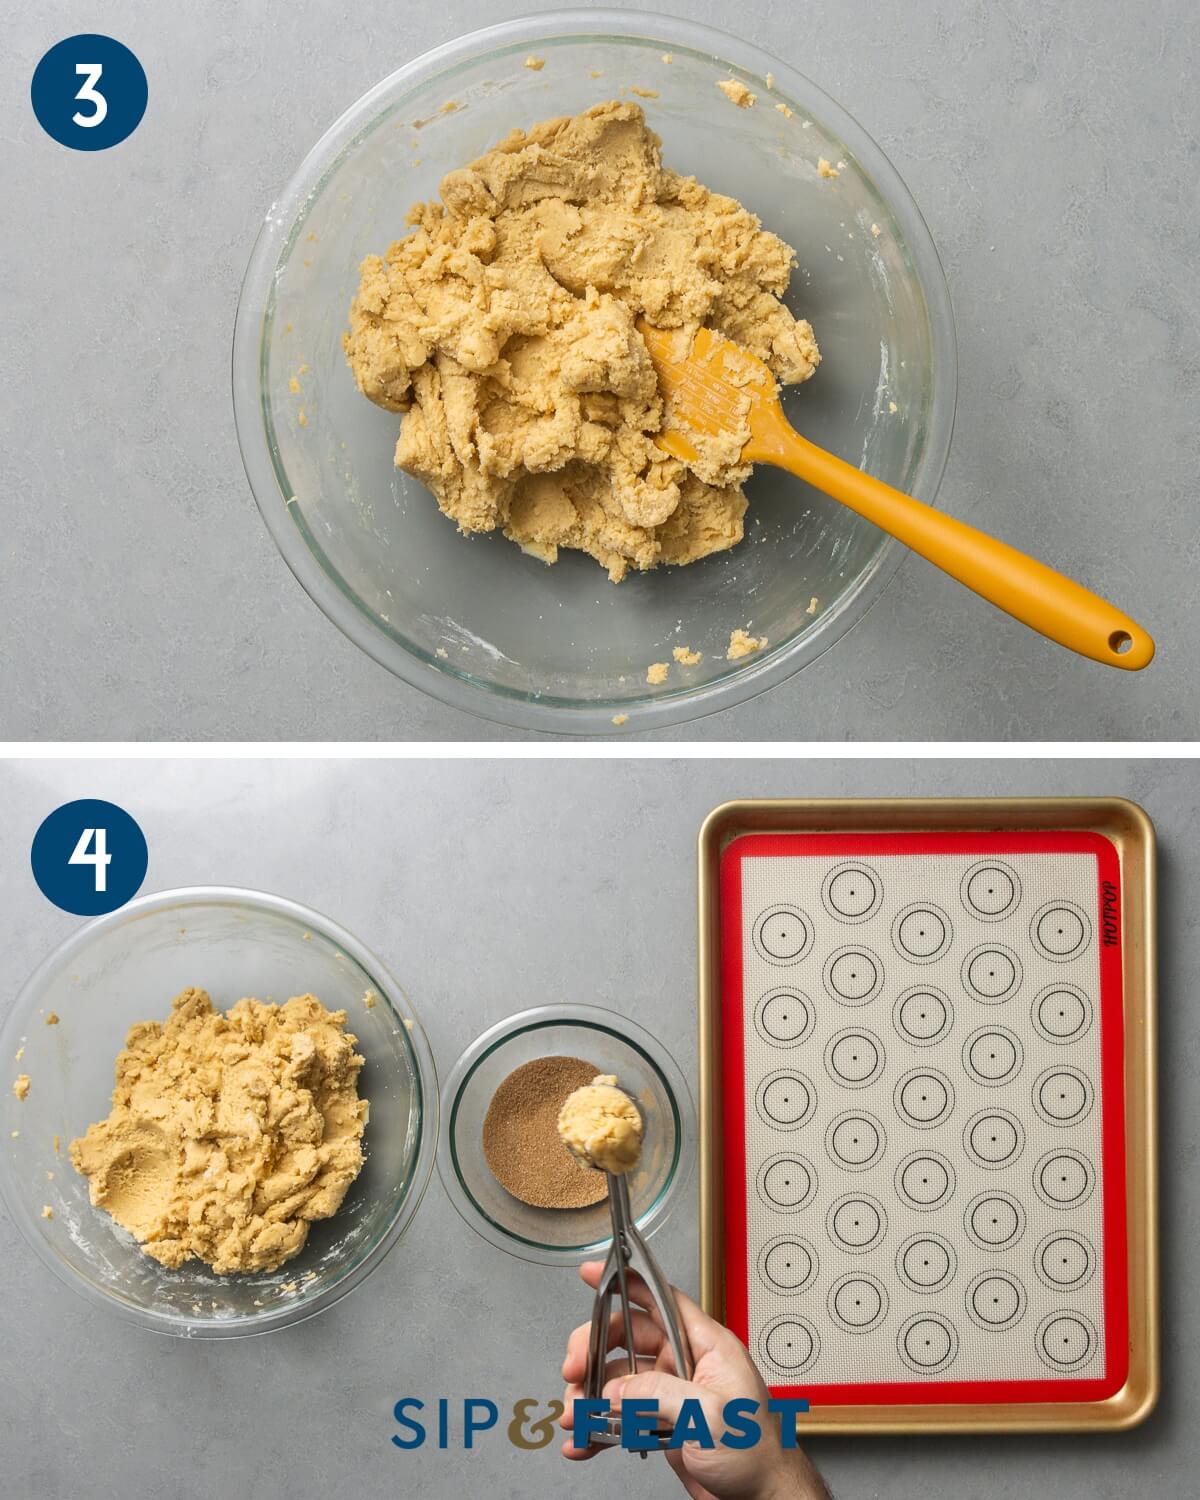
[
  {"x1": 1, "y1": 755, "x2": 1196, "y2": 1497},
  {"x1": 2, "y1": 0, "x2": 1198, "y2": 742}
]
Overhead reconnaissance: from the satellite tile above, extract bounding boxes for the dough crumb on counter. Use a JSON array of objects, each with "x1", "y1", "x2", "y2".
[
  {"x1": 806, "y1": 595, "x2": 820, "y2": 615},
  {"x1": 70, "y1": 987, "x2": 368, "y2": 1275},
  {"x1": 46, "y1": 1012, "x2": 59, "y2": 1025},
  {"x1": 646, "y1": 661, "x2": 670, "y2": 685},
  {"x1": 13, "y1": 1075, "x2": 29, "y2": 1101},
  {"x1": 765, "y1": 72, "x2": 775, "y2": 88},
  {"x1": 817, "y1": 157, "x2": 839, "y2": 179},
  {"x1": 716, "y1": 78, "x2": 756, "y2": 108},
  {"x1": 661, "y1": 52, "x2": 673, "y2": 63},
  {"x1": 775, "y1": 102, "x2": 794, "y2": 118},
  {"x1": 870, "y1": 222, "x2": 882, "y2": 237},
  {"x1": 727, "y1": 627, "x2": 768, "y2": 659},
  {"x1": 363, "y1": 989, "x2": 378, "y2": 1010},
  {"x1": 41, "y1": 1206, "x2": 53, "y2": 1220},
  {"x1": 612, "y1": 713, "x2": 629, "y2": 726},
  {"x1": 628, "y1": 86, "x2": 659, "y2": 99},
  {"x1": 52, "y1": 1134, "x2": 61, "y2": 1154},
  {"x1": 15, "y1": 1046, "x2": 24, "y2": 1063},
  {"x1": 888, "y1": 400, "x2": 898, "y2": 413},
  {"x1": 288, "y1": 376, "x2": 301, "y2": 394},
  {"x1": 673, "y1": 645, "x2": 703, "y2": 666},
  {"x1": 344, "y1": 102, "x2": 819, "y2": 583},
  {"x1": 524, "y1": 56, "x2": 545, "y2": 70}
]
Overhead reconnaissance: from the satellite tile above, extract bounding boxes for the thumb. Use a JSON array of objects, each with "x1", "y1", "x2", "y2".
[{"x1": 606, "y1": 1370, "x2": 712, "y2": 1430}]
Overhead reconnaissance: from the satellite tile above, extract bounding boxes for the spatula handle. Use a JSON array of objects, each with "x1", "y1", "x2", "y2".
[{"x1": 763, "y1": 426, "x2": 1155, "y2": 671}]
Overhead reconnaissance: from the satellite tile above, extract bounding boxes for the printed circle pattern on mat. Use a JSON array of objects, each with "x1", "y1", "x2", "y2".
[
  {"x1": 963, "y1": 1189, "x2": 1027, "y2": 1252},
  {"x1": 755, "y1": 1070, "x2": 817, "y2": 1131},
  {"x1": 828, "y1": 1273, "x2": 890, "y2": 1334},
  {"x1": 821, "y1": 862, "x2": 883, "y2": 924},
  {"x1": 961, "y1": 1024, "x2": 1025, "y2": 1087},
  {"x1": 755, "y1": 987, "x2": 816, "y2": 1049},
  {"x1": 895, "y1": 1232, "x2": 958, "y2": 1294},
  {"x1": 1032, "y1": 1066, "x2": 1094, "y2": 1127},
  {"x1": 894, "y1": 1151, "x2": 957, "y2": 1211},
  {"x1": 822, "y1": 945, "x2": 885, "y2": 1006},
  {"x1": 1034, "y1": 1230, "x2": 1096, "y2": 1292},
  {"x1": 961, "y1": 942, "x2": 1024, "y2": 1003},
  {"x1": 739, "y1": 845, "x2": 1108, "y2": 1388},
  {"x1": 1030, "y1": 899, "x2": 1092, "y2": 962},
  {"x1": 1035, "y1": 1311, "x2": 1097, "y2": 1372},
  {"x1": 1031, "y1": 982, "x2": 1093, "y2": 1044},
  {"x1": 753, "y1": 905, "x2": 813, "y2": 965},
  {"x1": 959, "y1": 859, "x2": 1022, "y2": 921},
  {"x1": 760, "y1": 1315, "x2": 821, "y2": 1375},
  {"x1": 758, "y1": 1234, "x2": 820, "y2": 1295},
  {"x1": 965, "y1": 1269, "x2": 1028, "y2": 1332},
  {"x1": 756, "y1": 1153, "x2": 819, "y2": 1213},
  {"x1": 892, "y1": 984, "x2": 955, "y2": 1047},
  {"x1": 897, "y1": 1312, "x2": 960, "y2": 1375},
  {"x1": 891, "y1": 901, "x2": 953, "y2": 963},
  {"x1": 824, "y1": 1026, "x2": 886, "y2": 1088},
  {"x1": 893, "y1": 1067, "x2": 955, "y2": 1128},
  {"x1": 1033, "y1": 1148, "x2": 1096, "y2": 1210},
  {"x1": 825, "y1": 1109, "x2": 887, "y2": 1172},
  {"x1": 826, "y1": 1193, "x2": 888, "y2": 1253},
  {"x1": 963, "y1": 1108, "x2": 1026, "y2": 1169}
]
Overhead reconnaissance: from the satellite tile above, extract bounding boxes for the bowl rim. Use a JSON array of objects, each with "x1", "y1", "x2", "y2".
[
  {"x1": 0, "y1": 884, "x2": 440, "y2": 1339},
  {"x1": 232, "y1": 7, "x2": 958, "y2": 735},
  {"x1": 436, "y1": 1002, "x2": 695, "y2": 1266}
]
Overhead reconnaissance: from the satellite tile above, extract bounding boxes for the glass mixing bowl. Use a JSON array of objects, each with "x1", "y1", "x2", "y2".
[
  {"x1": 0, "y1": 888, "x2": 438, "y2": 1338},
  {"x1": 438, "y1": 1004, "x2": 694, "y2": 1264},
  {"x1": 233, "y1": 9, "x2": 956, "y2": 733}
]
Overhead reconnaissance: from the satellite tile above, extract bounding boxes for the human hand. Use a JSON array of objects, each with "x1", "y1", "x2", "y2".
[{"x1": 560, "y1": 1261, "x2": 830, "y2": 1500}]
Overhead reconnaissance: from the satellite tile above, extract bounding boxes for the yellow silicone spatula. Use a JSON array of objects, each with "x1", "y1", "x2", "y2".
[{"x1": 639, "y1": 321, "x2": 1155, "y2": 671}]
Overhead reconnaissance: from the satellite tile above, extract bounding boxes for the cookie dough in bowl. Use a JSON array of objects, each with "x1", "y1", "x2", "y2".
[
  {"x1": 0, "y1": 888, "x2": 438, "y2": 1337},
  {"x1": 71, "y1": 988, "x2": 369, "y2": 1275},
  {"x1": 345, "y1": 102, "x2": 819, "y2": 582},
  {"x1": 233, "y1": 12, "x2": 955, "y2": 731}
]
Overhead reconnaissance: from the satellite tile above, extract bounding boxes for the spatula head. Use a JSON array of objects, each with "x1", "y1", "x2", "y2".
[{"x1": 637, "y1": 319, "x2": 785, "y2": 466}]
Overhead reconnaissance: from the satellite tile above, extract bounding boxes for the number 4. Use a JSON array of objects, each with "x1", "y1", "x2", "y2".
[
  {"x1": 73, "y1": 63, "x2": 108, "y2": 128},
  {"x1": 70, "y1": 827, "x2": 112, "y2": 891}
]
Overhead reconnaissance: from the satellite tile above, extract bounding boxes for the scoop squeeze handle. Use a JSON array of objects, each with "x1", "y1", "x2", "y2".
[{"x1": 583, "y1": 1172, "x2": 693, "y2": 1454}]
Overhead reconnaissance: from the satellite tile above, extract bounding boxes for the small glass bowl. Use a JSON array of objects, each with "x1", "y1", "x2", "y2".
[
  {"x1": 0, "y1": 887, "x2": 438, "y2": 1338},
  {"x1": 233, "y1": 8, "x2": 956, "y2": 734},
  {"x1": 438, "y1": 1004, "x2": 694, "y2": 1264}
]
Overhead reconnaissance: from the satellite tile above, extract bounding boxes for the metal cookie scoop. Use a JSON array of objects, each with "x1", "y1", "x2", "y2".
[{"x1": 566, "y1": 1090, "x2": 694, "y2": 1454}]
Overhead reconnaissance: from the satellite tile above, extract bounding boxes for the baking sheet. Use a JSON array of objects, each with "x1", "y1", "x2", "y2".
[{"x1": 697, "y1": 800, "x2": 1157, "y2": 1434}]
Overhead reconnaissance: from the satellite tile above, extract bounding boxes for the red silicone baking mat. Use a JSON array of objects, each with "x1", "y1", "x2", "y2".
[{"x1": 699, "y1": 803, "x2": 1157, "y2": 1433}]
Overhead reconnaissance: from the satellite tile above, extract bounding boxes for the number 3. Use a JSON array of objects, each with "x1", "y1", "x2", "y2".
[
  {"x1": 73, "y1": 62, "x2": 108, "y2": 127},
  {"x1": 69, "y1": 827, "x2": 112, "y2": 891}
]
